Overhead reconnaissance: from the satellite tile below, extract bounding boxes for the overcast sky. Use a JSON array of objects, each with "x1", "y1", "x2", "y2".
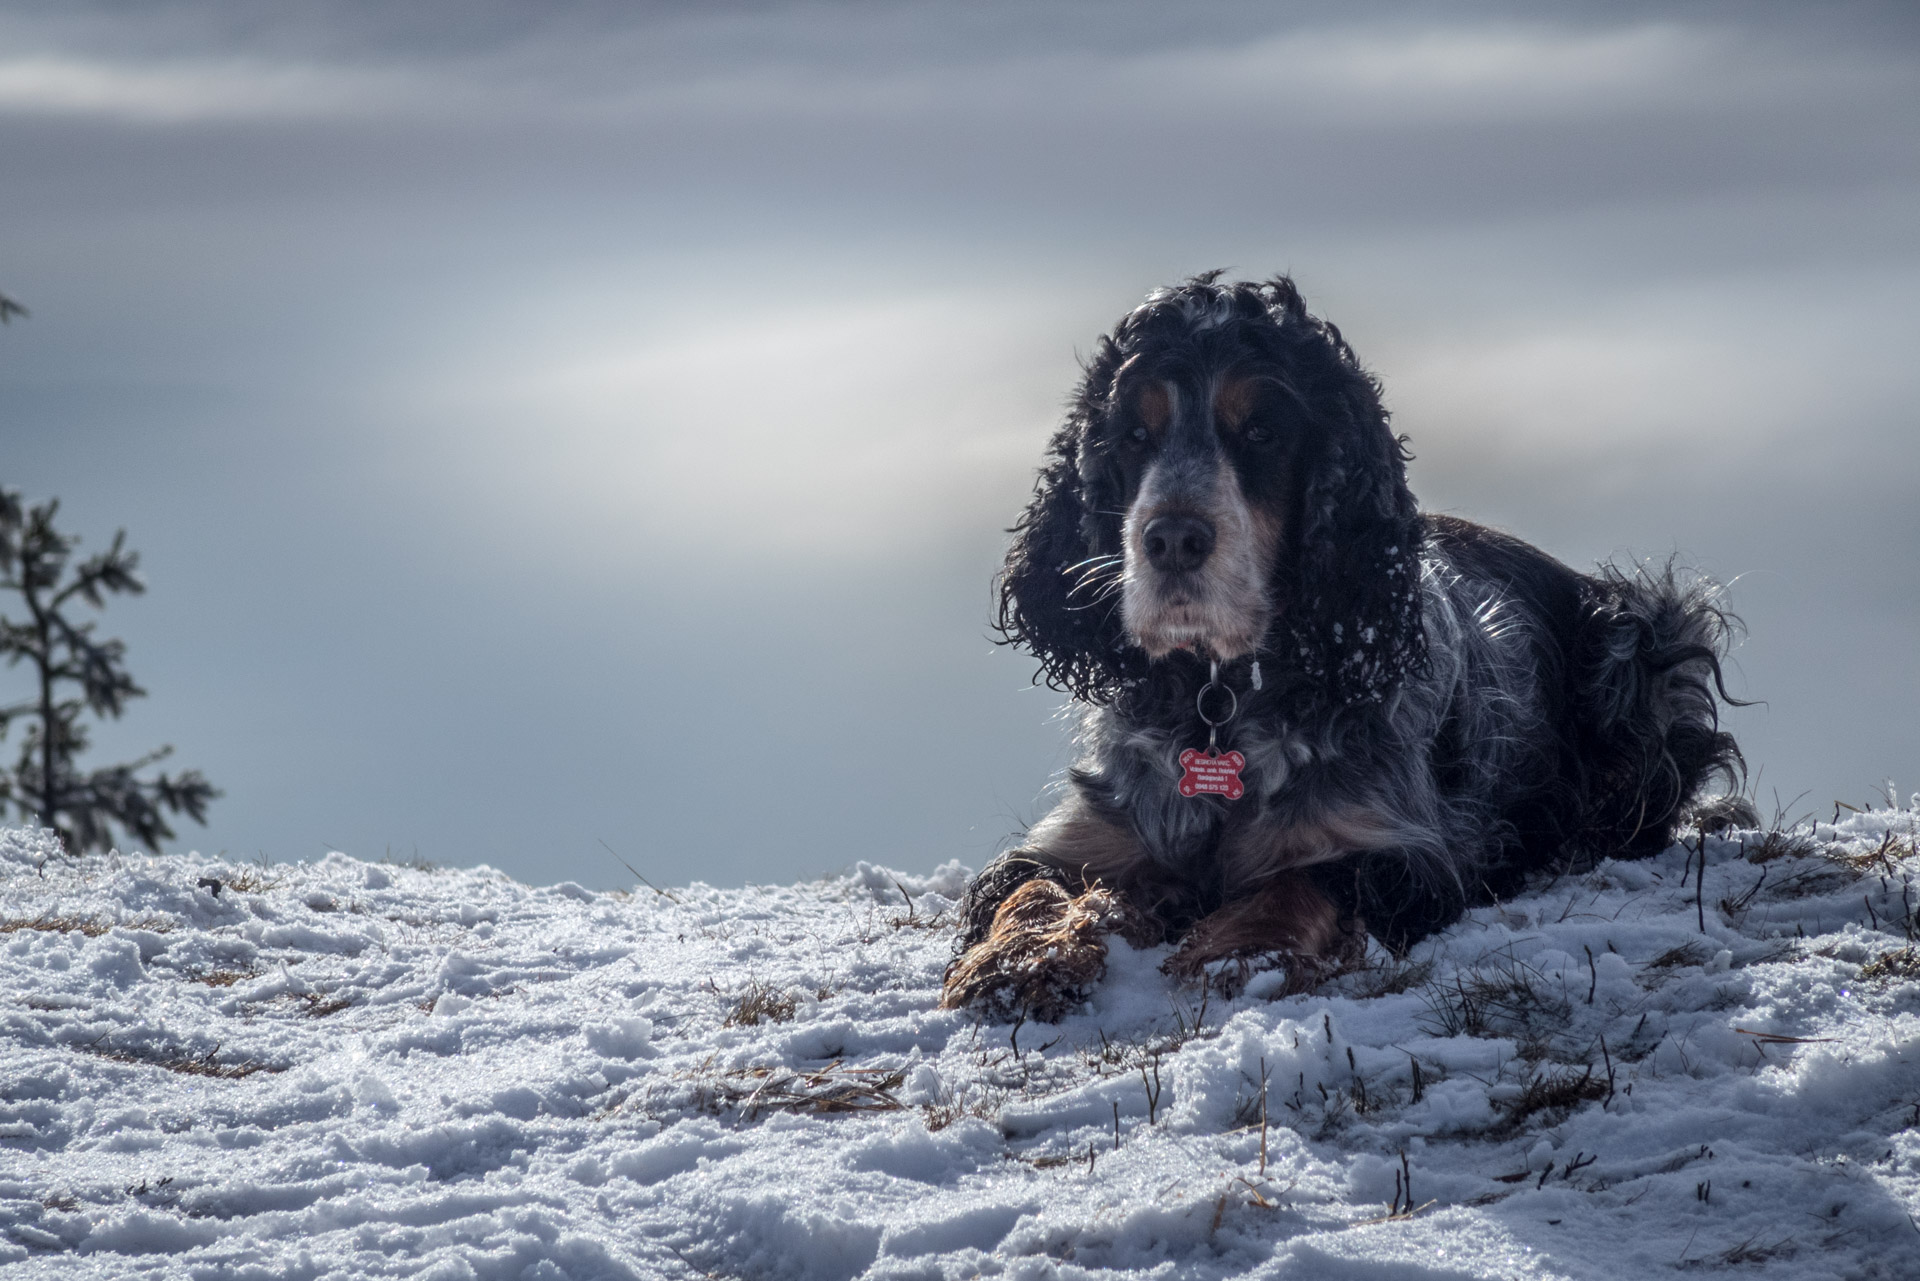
[{"x1": 3, "y1": 0, "x2": 1916, "y2": 889}]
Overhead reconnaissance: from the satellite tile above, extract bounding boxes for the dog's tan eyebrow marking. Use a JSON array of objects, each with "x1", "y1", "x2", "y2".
[
  {"x1": 1136, "y1": 381, "x2": 1171, "y2": 433},
  {"x1": 1214, "y1": 376, "x2": 1257, "y2": 430}
]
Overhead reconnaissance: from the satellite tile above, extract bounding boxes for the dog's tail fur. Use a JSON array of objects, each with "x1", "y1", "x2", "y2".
[{"x1": 1570, "y1": 562, "x2": 1745, "y2": 861}]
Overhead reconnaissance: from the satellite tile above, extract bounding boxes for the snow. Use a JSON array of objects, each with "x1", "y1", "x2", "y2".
[{"x1": 2, "y1": 810, "x2": 1918, "y2": 1280}]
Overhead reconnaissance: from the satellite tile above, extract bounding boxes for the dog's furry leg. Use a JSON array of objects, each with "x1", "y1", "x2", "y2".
[
  {"x1": 1162, "y1": 870, "x2": 1364, "y2": 997},
  {"x1": 953, "y1": 853, "x2": 1079, "y2": 955},
  {"x1": 947, "y1": 792, "x2": 1169, "y2": 1021},
  {"x1": 940, "y1": 879, "x2": 1151, "y2": 1022}
]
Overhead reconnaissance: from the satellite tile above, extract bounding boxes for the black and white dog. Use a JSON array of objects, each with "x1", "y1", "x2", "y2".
[{"x1": 943, "y1": 273, "x2": 1742, "y2": 1020}]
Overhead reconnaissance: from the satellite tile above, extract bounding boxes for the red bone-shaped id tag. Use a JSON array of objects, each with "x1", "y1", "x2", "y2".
[
  {"x1": 1178, "y1": 748, "x2": 1245, "y2": 800},
  {"x1": 1182, "y1": 659, "x2": 1246, "y2": 799}
]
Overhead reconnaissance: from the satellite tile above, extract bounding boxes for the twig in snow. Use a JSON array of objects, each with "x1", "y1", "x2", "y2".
[
  {"x1": 1258, "y1": 1056, "x2": 1270, "y2": 1176},
  {"x1": 1141, "y1": 1053, "x2": 1163, "y2": 1125}
]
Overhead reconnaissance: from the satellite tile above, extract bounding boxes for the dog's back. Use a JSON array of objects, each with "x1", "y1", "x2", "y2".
[{"x1": 1425, "y1": 513, "x2": 1741, "y2": 884}]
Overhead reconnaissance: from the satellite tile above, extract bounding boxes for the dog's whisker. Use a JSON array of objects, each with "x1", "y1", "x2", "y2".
[
  {"x1": 1066, "y1": 565, "x2": 1121, "y2": 594},
  {"x1": 1067, "y1": 582, "x2": 1125, "y2": 609}
]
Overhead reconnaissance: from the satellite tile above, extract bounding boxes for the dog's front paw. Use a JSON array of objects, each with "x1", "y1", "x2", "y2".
[
  {"x1": 1157, "y1": 870, "x2": 1365, "y2": 997},
  {"x1": 940, "y1": 880, "x2": 1139, "y2": 1022},
  {"x1": 1160, "y1": 944, "x2": 1341, "y2": 999},
  {"x1": 1162, "y1": 910, "x2": 1366, "y2": 998}
]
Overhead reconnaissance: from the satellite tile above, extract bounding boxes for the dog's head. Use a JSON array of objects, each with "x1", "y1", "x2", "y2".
[{"x1": 998, "y1": 273, "x2": 1425, "y2": 706}]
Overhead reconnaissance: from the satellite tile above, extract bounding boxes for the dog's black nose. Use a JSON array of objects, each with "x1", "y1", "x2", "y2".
[{"x1": 1143, "y1": 515, "x2": 1215, "y2": 573}]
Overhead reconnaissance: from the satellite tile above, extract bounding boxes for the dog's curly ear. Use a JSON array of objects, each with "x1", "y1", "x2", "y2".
[
  {"x1": 996, "y1": 349, "x2": 1143, "y2": 703},
  {"x1": 1278, "y1": 296, "x2": 1427, "y2": 707}
]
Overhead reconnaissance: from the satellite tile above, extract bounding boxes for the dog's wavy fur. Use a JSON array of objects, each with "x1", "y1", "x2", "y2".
[{"x1": 944, "y1": 273, "x2": 1742, "y2": 1016}]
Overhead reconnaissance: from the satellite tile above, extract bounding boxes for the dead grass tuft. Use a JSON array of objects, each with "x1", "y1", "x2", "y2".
[
  {"x1": 1739, "y1": 827, "x2": 1818, "y2": 865},
  {"x1": 921, "y1": 1090, "x2": 1004, "y2": 1132},
  {"x1": 1860, "y1": 947, "x2": 1920, "y2": 982},
  {"x1": 0, "y1": 913, "x2": 108, "y2": 937},
  {"x1": 379, "y1": 848, "x2": 439, "y2": 872},
  {"x1": 0, "y1": 913, "x2": 171, "y2": 936},
  {"x1": 203, "y1": 866, "x2": 283, "y2": 895},
  {"x1": 722, "y1": 979, "x2": 799, "y2": 1027},
  {"x1": 1020, "y1": 1149, "x2": 1083, "y2": 1169},
  {"x1": 1354, "y1": 956, "x2": 1435, "y2": 998},
  {"x1": 1826, "y1": 828, "x2": 1920, "y2": 876},
  {"x1": 1416, "y1": 955, "x2": 1572, "y2": 1059},
  {"x1": 1646, "y1": 943, "x2": 1707, "y2": 970},
  {"x1": 1497, "y1": 1064, "x2": 1609, "y2": 1132},
  {"x1": 690, "y1": 1063, "x2": 907, "y2": 1119},
  {"x1": 79, "y1": 1041, "x2": 282, "y2": 1079},
  {"x1": 190, "y1": 968, "x2": 261, "y2": 988}
]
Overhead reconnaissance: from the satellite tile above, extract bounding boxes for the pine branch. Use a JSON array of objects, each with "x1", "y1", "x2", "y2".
[{"x1": 52, "y1": 530, "x2": 144, "y2": 609}]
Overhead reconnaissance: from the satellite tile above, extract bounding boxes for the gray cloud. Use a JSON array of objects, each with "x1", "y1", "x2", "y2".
[{"x1": 4, "y1": 0, "x2": 1915, "y2": 884}]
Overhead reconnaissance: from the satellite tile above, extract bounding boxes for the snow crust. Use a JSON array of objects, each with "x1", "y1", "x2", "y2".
[{"x1": 2, "y1": 811, "x2": 1918, "y2": 1279}]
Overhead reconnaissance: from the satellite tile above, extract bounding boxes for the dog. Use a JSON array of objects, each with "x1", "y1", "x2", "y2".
[{"x1": 942, "y1": 272, "x2": 1742, "y2": 1022}]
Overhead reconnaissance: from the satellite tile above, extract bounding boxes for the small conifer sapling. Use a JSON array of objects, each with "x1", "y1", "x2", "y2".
[{"x1": 0, "y1": 488, "x2": 218, "y2": 852}]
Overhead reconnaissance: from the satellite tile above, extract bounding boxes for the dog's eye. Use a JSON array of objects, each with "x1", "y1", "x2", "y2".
[
  {"x1": 1127, "y1": 425, "x2": 1150, "y2": 446},
  {"x1": 1243, "y1": 424, "x2": 1272, "y2": 446}
]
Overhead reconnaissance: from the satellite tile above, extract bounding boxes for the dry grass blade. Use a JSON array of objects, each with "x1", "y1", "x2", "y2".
[
  {"x1": 886, "y1": 878, "x2": 949, "y2": 932},
  {"x1": 1719, "y1": 1235, "x2": 1796, "y2": 1265},
  {"x1": 597, "y1": 838, "x2": 680, "y2": 904},
  {"x1": 1352, "y1": 1199, "x2": 1438, "y2": 1226},
  {"x1": 1732, "y1": 1026, "x2": 1835, "y2": 1045}
]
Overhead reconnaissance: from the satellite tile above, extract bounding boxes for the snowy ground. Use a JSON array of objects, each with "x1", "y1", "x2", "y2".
[{"x1": 2, "y1": 808, "x2": 1919, "y2": 1281}]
